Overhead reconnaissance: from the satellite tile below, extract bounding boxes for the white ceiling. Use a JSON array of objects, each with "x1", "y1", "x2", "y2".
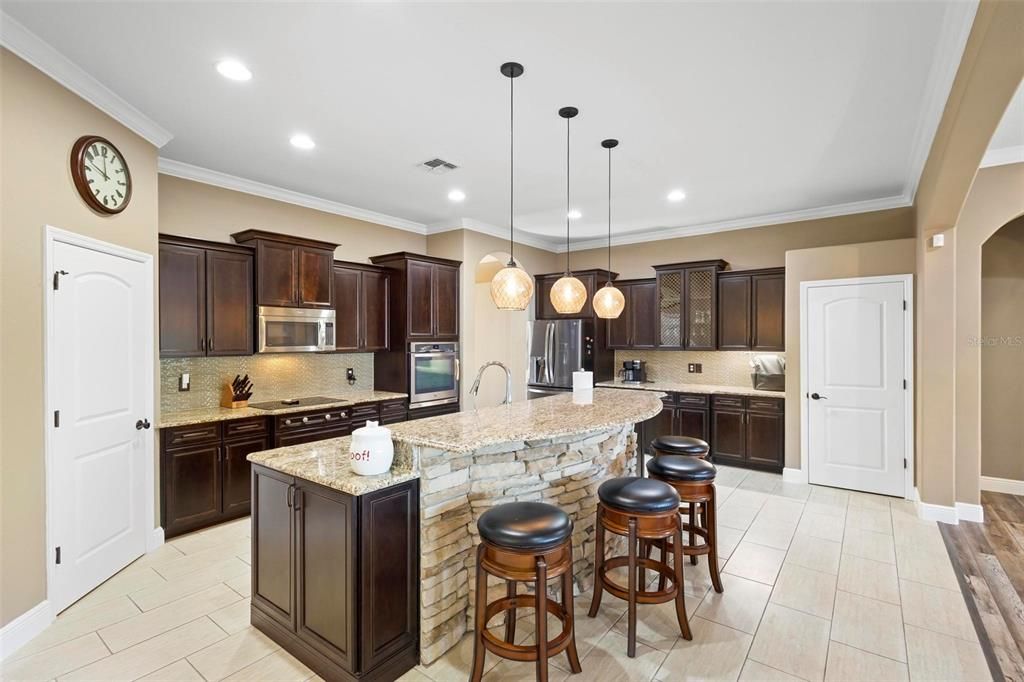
[{"x1": 3, "y1": 2, "x2": 976, "y2": 250}]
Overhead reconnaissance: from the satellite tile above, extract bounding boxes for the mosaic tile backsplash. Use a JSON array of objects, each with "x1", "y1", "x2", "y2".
[
  {"x1": 613, "y1": 350, "x2": 786, "y2": 387},
  {"x1": 160, "y1": 353, "x2": 375, "y2": 413}
]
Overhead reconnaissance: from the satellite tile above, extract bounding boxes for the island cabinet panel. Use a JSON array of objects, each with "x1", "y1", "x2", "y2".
[
  {"x1": 250, "y1": 468, "x2": 420, "y2": 681},
  {"x1": 333, "y1": 262, "x2": 391, "y2": 353},
  {"x1": 159, "y1": 236, "x2": 254, "y2": 357},
  {"x1": 231, "y1": 230, "x2": 339, "y2": 309}
]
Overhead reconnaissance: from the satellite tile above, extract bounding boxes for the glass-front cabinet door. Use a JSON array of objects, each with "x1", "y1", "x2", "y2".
[{"x1": 654, "y1": 261, "x2": 726, "y2": 350}]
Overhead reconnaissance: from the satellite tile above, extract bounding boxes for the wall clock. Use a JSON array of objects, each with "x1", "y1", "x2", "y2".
[{"x1": 70, "y1": 135, "x2": 132, "y2": 214}]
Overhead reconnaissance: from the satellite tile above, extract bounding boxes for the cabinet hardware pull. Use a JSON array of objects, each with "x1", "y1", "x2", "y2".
[
  {"x1": 287, "y1": 484, "x2": 294, "y2": 508},
  {"x1": 233, "y1": 423, "x2": 261, "y2": 431},
  {"x1": 285, "y1": 419, "x2": 293, "y2": 426},
  {"x1": 200, "y1": 337, "x2": 206, "y2": 352},
  {"x1": 302, "y1": 417, "x2": 310, "y2": 424},
  {"x1": 178, "y1": 431, "x2": 208, "y2": 439},
  {"x1": 208, "y1": 337, "x2": 214, "y2": 352}
]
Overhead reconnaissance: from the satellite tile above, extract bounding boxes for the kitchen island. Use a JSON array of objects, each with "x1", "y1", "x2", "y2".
[{"x1": 247, "y1": 387, "x2": 662, "y2": 675}]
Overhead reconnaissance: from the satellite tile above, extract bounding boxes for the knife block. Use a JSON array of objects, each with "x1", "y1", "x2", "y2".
[{"x1": 221, "y1": 385, "x2": 249, "y2": 409}]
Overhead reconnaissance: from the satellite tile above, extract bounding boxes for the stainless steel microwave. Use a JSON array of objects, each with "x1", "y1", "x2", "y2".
[{"x1": 257, "y1": 306, "x2": 336, "y2": 353}]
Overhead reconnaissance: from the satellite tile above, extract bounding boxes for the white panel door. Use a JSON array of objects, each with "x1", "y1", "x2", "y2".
[
  {"x1": 806, "y1": 280, "x2": 908, "y2": 496},
  {"x1": 51, "y1": 240, "x2": 150, "y2": 611}
]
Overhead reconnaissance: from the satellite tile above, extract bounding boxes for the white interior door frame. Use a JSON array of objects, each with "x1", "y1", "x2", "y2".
[
  {"x1": 799, "y1": 274, "x2": 914, "y2": 499},
  {"x1": 42, "y1": 225, "x2": 156, "y2": 611}
]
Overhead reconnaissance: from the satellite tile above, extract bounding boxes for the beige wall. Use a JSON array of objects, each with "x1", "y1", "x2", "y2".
[
  {"x1": 0, "y1": 50, "x2": 160, "y2": 627},
  {"x1": 158, "y1": 174, "x2": 426, "y2": 263},
  {"x1": 913, "y1": 0, "x2": 1024, "y2": 507},
  {"x1": 955, "y1": 163, "x2": 1024, "y2": 498},
  {"x1": 570, "y1": 208, "x2": 914, "y2": 278},
  {"x1": 784, "y1": 238, "x2": 917, "y2": 471},
  {"x1": 981, "y1": 215, "x2": 1024, "y2": 480}
]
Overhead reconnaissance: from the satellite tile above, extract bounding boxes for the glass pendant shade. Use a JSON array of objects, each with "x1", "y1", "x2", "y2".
[
  {"x1": 593, "y1": 281, "x2": 625, "y2": 319},
  {"x1": 550, "y1": 274, "x2": 588, "y2": 314},
  {"x1": 490, "y1": 262, "x2": 535, "y2": 311}
]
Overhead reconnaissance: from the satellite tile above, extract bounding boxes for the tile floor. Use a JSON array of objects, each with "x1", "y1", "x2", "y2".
[{"x1": 2, "y1": 466, "x2": 989, "y2": 681}]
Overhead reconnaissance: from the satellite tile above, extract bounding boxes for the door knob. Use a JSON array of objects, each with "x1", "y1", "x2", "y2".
[
  {"x1": 810, "y1": 393, "x2": 828, "y2": 401},
  {"x1": 135, "y1": 418, "x2": 151, "y2": 430}
]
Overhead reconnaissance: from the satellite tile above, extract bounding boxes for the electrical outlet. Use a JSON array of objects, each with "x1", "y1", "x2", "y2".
[
  {"x1": 687, "y1": 363, "x2": 703, "y2": 374},
  {"x1": 346, "y1": 368, "x2": 356, "y2": 384},
  {"x1": 178, "y1": 372, "x2": 190, "y2": 391}
]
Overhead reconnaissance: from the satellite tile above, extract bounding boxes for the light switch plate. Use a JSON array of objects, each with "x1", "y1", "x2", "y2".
[{"x1": 179, "y1": 373, "x2": 190, "y2": 391}]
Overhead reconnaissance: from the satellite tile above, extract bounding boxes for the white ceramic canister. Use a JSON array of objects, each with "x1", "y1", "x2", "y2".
[{"x1": 349, "y1": 420, "x2": 394, "y2": 475}]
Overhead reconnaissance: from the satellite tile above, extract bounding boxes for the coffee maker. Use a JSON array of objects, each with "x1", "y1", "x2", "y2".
[{"x1": 619, "y1": 360, "x2": 648, "y2": 384}]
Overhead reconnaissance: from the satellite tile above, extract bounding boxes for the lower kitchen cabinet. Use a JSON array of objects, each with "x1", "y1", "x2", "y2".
[
  {"x1": 639, "y1": 393, "x2": 709, "y2": 455},
  {"x1": 251, "y1": 466, "x2": 419, "y2": 681},
  {"x1": 406, "y1": 402, "x2": 459, "y2": 421}
]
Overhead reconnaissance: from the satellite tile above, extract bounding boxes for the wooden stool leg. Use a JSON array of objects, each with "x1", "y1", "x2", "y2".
[
  {"x1": 688, "y1": 502, "x2": 698, "y2": 565},
  {"x1": 658, "y1": 537, "x2": 669, "y2": 592},
  {"x1": 471, "y1": 545, "x2": 488, "y2": 682},
  {"x1": 504, "y1": 580, "x2": 517, "y2": 643},
  {"x1": 562, "y1": 564, "x2": 583, "y2": 673},
  {"x1": 535, "y1": 557, "x2": 549, "y2": 682},
  {"x1": 707, "y1": 489, "x2": 724, "y2": 594},
  {"x1": 671, "y1": 523, "x2": 693, "y2": 641},
  {"x1": 626, "y1": 517, "x2": 638, "y2": 658},
  {"x1": 588, "y1": 506, "x2": 605, "y2": 618}
]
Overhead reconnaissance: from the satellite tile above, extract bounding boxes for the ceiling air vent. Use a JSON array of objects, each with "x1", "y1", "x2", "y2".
[{"x1": 420, "y1": 158, "x2": 458, "y2": 174}]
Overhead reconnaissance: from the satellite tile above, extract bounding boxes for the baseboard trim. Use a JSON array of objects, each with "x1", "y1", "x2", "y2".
[
  {"x1": 980, "y1": 475, "x2": 1024, "y2": 495},
  {"x1": 782, "y1": 467, "x2": 807, "y2": 484},
  {"x1": 148, "y1": 526, "x2": 165, "y2": 552},
  {"x1": 917, "y1": 500, "x2": 960, "y2": 525},
  {"x1": 955, "y1": 502, "x2": 984, "y2": 523},
  {"x1": 0, "y1": 601, "x2": 54, "y2": 662}
]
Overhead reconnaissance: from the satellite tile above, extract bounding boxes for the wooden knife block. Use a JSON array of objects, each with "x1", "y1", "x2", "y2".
[{"x1": 221, "y1": 385, "x2": 249, "y2": 409}]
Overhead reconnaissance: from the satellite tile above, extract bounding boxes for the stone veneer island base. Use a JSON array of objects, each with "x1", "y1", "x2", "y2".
[{"x1": 247, "y1": 388, "x2": 663, "y2": 672}]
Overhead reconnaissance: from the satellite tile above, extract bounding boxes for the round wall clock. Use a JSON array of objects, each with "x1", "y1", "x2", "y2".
[{"x1": 70, "y1": 135, "x2": 132, "y2": 214}]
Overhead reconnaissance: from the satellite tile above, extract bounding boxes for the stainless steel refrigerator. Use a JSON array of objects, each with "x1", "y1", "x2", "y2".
[{"x1": 527, "y1": 319, "x2": 596, "y2": 399}]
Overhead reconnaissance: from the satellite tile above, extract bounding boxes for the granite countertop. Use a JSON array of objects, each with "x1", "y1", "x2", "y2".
[
  {"x1": 159, "y1": 390, "x2": 408, "y2": 428},
  {"x1": 596, "y1": 380, "x2": 786, "y2": 399},
  {"x1": 247, "y1": 435, "x2": 418, "y2": 496},
  {"x1": 389, "y1": 387, "x2": 663, "y2": 453}
]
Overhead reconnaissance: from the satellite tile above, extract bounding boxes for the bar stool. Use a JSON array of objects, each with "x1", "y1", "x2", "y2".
[
  {"x1": 471, "y1": 502, "x2": 583, "y2": 681},
  {"x1": 647, "y1": 456, "x2": 724, "y2": 594},
  {"x1": 588, "y1": 477, "x2": 692, "y2": 657},
  {"x1": 650, "y1": 435, "x2": 710, "y2": 562}
]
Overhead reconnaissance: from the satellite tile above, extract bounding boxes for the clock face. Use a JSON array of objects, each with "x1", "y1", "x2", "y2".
[{"x1": 71, "y1": 136, "x2": 132, "y2": 214}]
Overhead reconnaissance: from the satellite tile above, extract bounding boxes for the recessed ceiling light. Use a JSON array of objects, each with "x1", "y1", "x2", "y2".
[
  {"x1": 216, "y1": 59, "x2": 252, "y2": 82},
  {"x1": 667, "y1": 189, "x2": 686, "y2": 202},
  {"x1": 567, "y1": 209, "x2": 582, "y2": 220},
  {"x1": 289, "y1": 133, "x2": 315, "y2": 150},
  {"x1": 448, "y1": 189, "x2": 466, "y2": 202}
]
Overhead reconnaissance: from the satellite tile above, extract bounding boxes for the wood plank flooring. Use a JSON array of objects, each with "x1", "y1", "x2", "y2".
[{"x1": 940, "y1": 491, "x2": 1024, "y2": 681}]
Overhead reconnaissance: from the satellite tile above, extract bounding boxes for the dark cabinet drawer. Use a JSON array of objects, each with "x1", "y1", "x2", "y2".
[
  {"x1": 276, "y1": 408, "x2": 351, "y2": 432},
  {"x1": 350, "y1": 403, "x2": 380, "y2": 426},
  {"x1": 225, "y1": 417, "x2": 269, "y2": 439},
  {"x1": 677, "y1": 393, "x2": 709, "y2": 407},
  {"x1": 748, "y1": 397, "x2": 784, "y2": 413},
  {"x1": 164, "y1": 422, "x2": 222, "y2": 447},
  {"x1": 712, "y1": 395, "x2": 745, "y2": 409}
]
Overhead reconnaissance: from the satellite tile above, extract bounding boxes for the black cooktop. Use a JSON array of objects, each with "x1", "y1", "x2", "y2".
[{"x1": 248, "y1": 396, "x2": 347, "y2": 411}]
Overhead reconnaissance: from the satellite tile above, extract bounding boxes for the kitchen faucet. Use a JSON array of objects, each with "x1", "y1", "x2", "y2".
[{"x1": 469, "y1": 361, "x2": 513, "y2": 409}]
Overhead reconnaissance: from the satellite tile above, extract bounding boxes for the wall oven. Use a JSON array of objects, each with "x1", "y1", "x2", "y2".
[
  {"x1": 257, "y1": 306, "x2": 336, "y2": 353},
  {"x1": 409, "y1": 342, "x2": 459, "y2": 408}
]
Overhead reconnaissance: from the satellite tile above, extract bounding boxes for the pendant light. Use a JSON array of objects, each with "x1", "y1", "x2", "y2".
[
  {"x1": 490, "y1": 62, "x2": 535, "y2": 311},
  {"x1": 549, "y1": 106, "x2": 588, "y2": 314},
  {"x1": 593, "y1": 139, "x2": 625, "y2": 319}
]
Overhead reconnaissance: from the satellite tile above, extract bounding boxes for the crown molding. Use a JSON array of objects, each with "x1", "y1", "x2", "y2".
[
  {"x1": 426, "y1": 217, "x2": 560, "y2": 253},
  {"x1": 980, "y1": 145, "x2": 1024, "y2": 169},
  {"x1": 0, "y1": 11, "x2": 173, "y2": 147},
  {"x1": 158, "y1": 158, "x2": 428, "y2": 234},
  {"x1": 901, "y1": 0, "x2": 979, "y2": 203},
  {"x1": 560, "y1": 193, "x2": 911, "y2": 252}
]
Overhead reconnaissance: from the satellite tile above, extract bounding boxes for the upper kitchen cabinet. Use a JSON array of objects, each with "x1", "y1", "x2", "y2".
[
  {"x1": 716, "y1": 267, "x2": 785, "y2": 351},
  {"x1": 332, "y1": 261, "x2": 390, "y2": 352},
  {"x1": 535, "y1": 269, "x2": 618, "y2": 320},
  {"x1": 159, "y1": 235, "x2": 254, "y2": 357},
  {"x1": 653, "y1": 260, "x2": 727, "y2": 350},
  {"x1": 370, "y1": 252, "x2": 461, "y2": 341},
  {"x1": 606, "y1": 279, "x2": 658, "y2": 349},
  {"x1": 231, "y1": 230, "x2": 337, "y2": 309}
]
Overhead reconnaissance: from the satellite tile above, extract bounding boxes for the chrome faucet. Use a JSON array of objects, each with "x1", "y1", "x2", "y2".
[{"x1": 469, "y1": 361, "x2": 513, "y2": 408}]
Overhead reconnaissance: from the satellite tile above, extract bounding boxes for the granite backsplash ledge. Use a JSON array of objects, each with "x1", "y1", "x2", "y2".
[
  {"x1": 160, "y1": 353, "x2": 375, "y2": 412},
  {"x1": 613, "y1": 349, "x2": 786, "y2": 388}
]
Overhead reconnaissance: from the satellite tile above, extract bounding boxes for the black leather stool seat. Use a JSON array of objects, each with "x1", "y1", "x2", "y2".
[
  {"x1": 647, "y1": 455, "x2": 717, "y2": 482},
  {"x1": 477, "y1": 502, "x2": 573, "y2": 550},
  {"x1": 598, "y1": 477, "x2": 680, "y2": 513},
  {"x1": 651, "y1": 435, "x2": 709, "y2": 456}
]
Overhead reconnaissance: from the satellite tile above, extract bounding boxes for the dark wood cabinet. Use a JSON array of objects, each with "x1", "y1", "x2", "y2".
[
  {"x1": 535, "y1": 269, "x2": 617, "y2": 320},
  {"x1": 653, "y1": 260, "x2": 728, "y2": 349},
  {"x1": 606, "y1": 279, "x2": 658, "y2": 350},
  {"x1": 710, "y1": 394, "x2": 784, "y2": 471},
  {"x1": 406, "y1": 401, "x2": 460, "y2": 421},
  {"x1": 715, "y1": 267, "x2": 785, "y2": 351},
  {"x1": 370, "y1": 253, "x2": 461, "y2": 342},
  {"x1": 159, "y1": 236, "x2": 254, "y2": 357},
  {"x1": 251, "y1": 468, "x2": 419, "y2": 681},
  {"x1": 710, "y1": 406, "x2": 747, "y2": 466},
  {"x1": 333, "y1": 262, "x2": 390, "y2": 353},
  {"x1": 232, "y1": 230, "x2": 338, "y2": 309},
  {"x1": 638, "y1": 392, "x2": 709, "y2": 457},
  {"x1": 222, "y1": 435, "x2": 265, "y2": 515},
  {"x1": 272, "y1": 407, "x2": 353, "y2": 448},
  {"x1": 163, "y1": 440, "x2": 223, "y2": 532},
  {"x1": 433, "y1": 264, "x2": 459, "y2": 338}
]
